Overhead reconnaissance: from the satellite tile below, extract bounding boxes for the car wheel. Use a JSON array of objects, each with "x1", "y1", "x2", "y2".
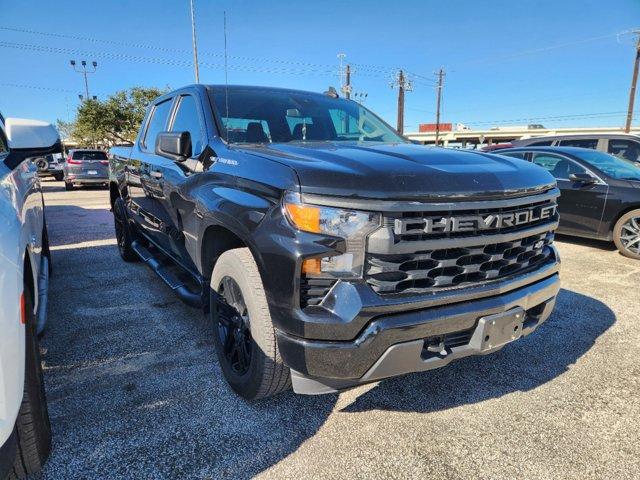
[
  {"x1": 10, "y1": 288, "x2": 52, "y2": 478},
  {"x1": 210, "y1": 248, "x2": 291, "y2": 400},
  {"x1": 613, "y1": 209, "x2": 640, "y2": 260},
  {"x1": 64, "y1": 181, "x2": 74, "y2": 191},
  {"x1": 113, "y1": 197, "x2": 139, "y2": 262}
]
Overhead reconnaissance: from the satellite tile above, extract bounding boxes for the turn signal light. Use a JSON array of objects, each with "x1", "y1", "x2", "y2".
[
  {"x1": 284, "y1": 203, "x2": 321, "y2": 233},
  {"x1": 302, "y1": 258, "x2": 321, "y2": 275}
]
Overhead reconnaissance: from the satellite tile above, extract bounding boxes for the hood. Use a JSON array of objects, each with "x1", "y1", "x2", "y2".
[{"x1": 238, "y1": 142, "x2": 556, "y2": 201}]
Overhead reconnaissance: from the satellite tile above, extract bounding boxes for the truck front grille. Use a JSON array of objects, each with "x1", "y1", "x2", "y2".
[{"x1": 366, "y1": 231, "x2": 554, "y2": 294}]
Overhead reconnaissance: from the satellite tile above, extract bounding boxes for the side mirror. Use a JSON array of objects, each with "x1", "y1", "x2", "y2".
[
  {"x1": 156, "y1": 131, "x2": 191, "y2": 161},
  {"x1": 569, "y1": 172, "x2": 597, "y2": 184},
  {"x1": 5, "y1": 117, "x2": 62, "y2": 156}
]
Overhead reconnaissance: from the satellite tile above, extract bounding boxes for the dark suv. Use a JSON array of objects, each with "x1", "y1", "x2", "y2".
[
  {"x1": 507, "y1": 134, "x2": 640, "y2": 164},
  {"x1": 109, "y1": 84, "x2": 561, "y2": 399}
]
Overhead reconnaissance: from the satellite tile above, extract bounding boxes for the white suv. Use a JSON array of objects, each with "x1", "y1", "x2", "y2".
[{"x1": 0, "y1": 114, "x2": 59, "y2": 479}]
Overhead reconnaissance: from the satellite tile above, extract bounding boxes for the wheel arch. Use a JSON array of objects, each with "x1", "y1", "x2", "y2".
[
  {"x1": 200, "y1": 224, "x2": 248, "y2": 282},
  {"x1": 609, "y1": 204, "x2": 640, "y2": 234}
]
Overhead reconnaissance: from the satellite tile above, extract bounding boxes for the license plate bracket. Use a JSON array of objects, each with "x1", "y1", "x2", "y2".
[{"x1": 478, "y1": 307, "x2": 525, "y2": 351}]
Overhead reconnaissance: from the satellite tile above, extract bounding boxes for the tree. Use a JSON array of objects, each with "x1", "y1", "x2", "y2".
[{"x1": 59, "y1": 86, "x2": 167, "y2": 147}]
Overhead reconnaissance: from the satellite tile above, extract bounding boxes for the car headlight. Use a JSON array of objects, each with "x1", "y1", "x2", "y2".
[{"x1": 283, "y1": 192, "x2": 380, "y2": 278}]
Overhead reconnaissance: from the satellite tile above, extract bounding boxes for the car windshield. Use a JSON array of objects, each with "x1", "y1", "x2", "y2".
[
  {"x1": 574, "y1": 149, "x2": 640, "y2": 181},
  {"x1": 72, "y1": 151, "x2": 107, "y2": 160},
  {"x1": 208, "y1": 87, "x2": 406, "y2": 144}
]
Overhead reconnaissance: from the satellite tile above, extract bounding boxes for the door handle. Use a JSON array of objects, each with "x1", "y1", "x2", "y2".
[{"x1": 150, "y1": 171, "x2": 163, "y2": 179}]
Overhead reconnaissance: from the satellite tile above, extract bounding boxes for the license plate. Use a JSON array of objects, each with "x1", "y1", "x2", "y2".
[
  {"x1": 87, "y1": 170, "x2": 98, "y2": 175},
  {"x1": 478, "y1": 307, "x2": 525, "y2": 351}
]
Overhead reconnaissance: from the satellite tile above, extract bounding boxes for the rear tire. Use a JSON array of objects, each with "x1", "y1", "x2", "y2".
[
  {"x1": 10, "y1": 290, "x2": 52, "y2": 478},
  {"x1": 210, "y1": 248, "x2": 291, "y2": 400},
  {"x1": 113, "y1": 197, "x2": 139, "y2": 262},
  {"x1": 613, "y1": 209, "x2": 640, "y2": 260}
]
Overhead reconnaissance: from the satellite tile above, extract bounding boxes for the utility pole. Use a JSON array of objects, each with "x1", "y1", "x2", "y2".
[
  {"x1": 190, "y1": 0, "x2": 200, "y2": 83},
  {"x1": 345, "y1": 64, "x2": 351, "y2": 99},
  {"x1": 391, "y1": 70, "x2": 412, "y2": 135},
  {"x1": 625, "y1": 32, "x2": 640, "y2": 132},
  {"x1": 435, "y1": 67, "x2": 446, "y2": 146},
  {"x1": 70, "y1": 60, "x2": 97, "y2": 100}
]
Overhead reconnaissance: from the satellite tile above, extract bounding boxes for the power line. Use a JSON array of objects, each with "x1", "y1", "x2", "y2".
[{"x1": 461, "y1": 111, "x2": 629, "y2": 126}]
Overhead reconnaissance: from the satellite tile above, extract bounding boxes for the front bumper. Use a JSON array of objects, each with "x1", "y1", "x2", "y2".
[{"x1": 278, "y1": 265, "x2": 560, "y2": 395}]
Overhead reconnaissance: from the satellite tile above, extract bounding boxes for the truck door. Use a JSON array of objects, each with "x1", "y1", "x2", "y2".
[
  {"x1": 125, "y1": 97, "x2": 174, "y2": 248},
  {"x1": 152, "y1": 93, "x2": 207, "y2": 271}
]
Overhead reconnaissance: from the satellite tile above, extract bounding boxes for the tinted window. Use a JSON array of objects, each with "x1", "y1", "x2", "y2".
[
  {"x1": 171, "y1": 95, "x2": 204, "y2": 156},
  {"x1": 0, "y1": 127, "x2": 7, "y2": 155},
  {"x1": 72, "y1": 150, "x2": 107, "y2": 160},
  {"x1": 209, "y1": 87, "x2": 405, "y2": 144},
  {"x1": 143, "y1": 99, "x2": 173, "y2": 151},
  {"x1": 607, "y1": 139, "x2": 640, "y2": 163},
  {"x1": 528, "y1": 140, "x2": 553, "y2": 146},
  {"x1": 531, "y1": 153, "x2": 586, "y2": 180},
  {"x1": 558, "y1": 138, "x2": 598, "y2": 149},
  {"x1": 573, "y1": 149, "x2": 640, "y2": 181},
  {"x1": 500, "y1": 152, "x2": 526, "y2": 160}
]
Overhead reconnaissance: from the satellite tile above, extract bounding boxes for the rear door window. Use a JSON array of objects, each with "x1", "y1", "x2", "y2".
[
  {"x1": 142, "y1": 99, "x2": 173, "y2": 151},
  {"x1": 607, "y1": 139, "x2": 640, "y2": 162},
  {"x1": 500, "y1": 151, "x2": 526, "y2": 160},
  {"x1": 558, "y1": 138, "x2": 598, "y2": 149}
]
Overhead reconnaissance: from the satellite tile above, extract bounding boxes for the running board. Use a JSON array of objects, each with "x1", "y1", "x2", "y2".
[{"x1": 131, "y1": 241, "x2": 203, "y2": 308}]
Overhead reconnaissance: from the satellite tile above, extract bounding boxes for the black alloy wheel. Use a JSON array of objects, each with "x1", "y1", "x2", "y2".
[
  {"x1": 113, "y1": 198, "x2": 138, "y2": 262},
  {"x1": 217, "y1": 276, "x2": 253, "y2": 376}
]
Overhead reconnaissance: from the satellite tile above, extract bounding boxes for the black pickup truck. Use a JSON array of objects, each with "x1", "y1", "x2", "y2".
[{"x1": 109, "y1": 84, "x2": 560, "y2": 399}]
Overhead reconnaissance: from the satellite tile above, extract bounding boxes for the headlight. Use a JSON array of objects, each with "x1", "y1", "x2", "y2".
[{"x1": 283, "y1": 192, "x2": 380, "y2": 278}]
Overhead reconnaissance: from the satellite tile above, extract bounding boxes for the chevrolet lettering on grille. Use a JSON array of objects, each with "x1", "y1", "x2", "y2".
[{"x1": 395, "y1": 203, "x2": 558, "y2": 235}]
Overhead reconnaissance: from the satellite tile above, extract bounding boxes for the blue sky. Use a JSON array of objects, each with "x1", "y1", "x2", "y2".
[{"x1": 1, "y1": 0, "x2": 639, "y2": 131}]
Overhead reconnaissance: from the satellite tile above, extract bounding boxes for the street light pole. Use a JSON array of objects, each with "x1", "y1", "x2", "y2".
[{"x1": 70, "y1": 60, "x2": 98, "y2": 100}]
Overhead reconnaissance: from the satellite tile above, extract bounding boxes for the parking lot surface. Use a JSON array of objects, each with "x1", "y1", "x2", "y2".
[{"x1": 39, "y1": 180, "x2": 640, "y2": 479}]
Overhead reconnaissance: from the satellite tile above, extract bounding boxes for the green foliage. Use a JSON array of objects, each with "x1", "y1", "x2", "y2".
[{"x1": 59, "y1": 86, "x2": 167, "y2": 146}]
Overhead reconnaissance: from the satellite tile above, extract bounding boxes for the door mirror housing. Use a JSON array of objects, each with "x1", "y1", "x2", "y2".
[
  {"x1": 569, "y1": 172, "x2": 598, "y2": 184},
  {"x1": 5, "y1": 117, "x2": 62, "y2": 156},
  {"x1": 156, "y1": 131, "x2": 191, "y2": 161}
]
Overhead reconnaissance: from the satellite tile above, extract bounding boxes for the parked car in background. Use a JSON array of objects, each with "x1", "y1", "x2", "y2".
[
  {"x1": 35, "y1": 153, "x2": 64, "y2": 181},
  {"x1": 498, "y1": 146, "x2": 640, "y2": 259},
  {"x1": 494, "y1": 133, "x2": 640, "y2": 164},
  {"x1": 0, "y1": 115, "x2": 57, "y2": 479},
  {"x1": 109, "y1": 84, "x2": 560, "y2": 399},
  {"x1": 63, "y1": 149, "x2": 109, "y2": 190}
]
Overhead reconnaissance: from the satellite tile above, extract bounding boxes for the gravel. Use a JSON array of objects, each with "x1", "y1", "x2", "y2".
[{"x1": 39, "y1": 179, "x2": 640, "y2": 479}]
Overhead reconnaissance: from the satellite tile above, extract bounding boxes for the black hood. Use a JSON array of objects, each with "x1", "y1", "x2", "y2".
[{"x1": 237, "y1": 142, "x2": 556, "y2": 201}]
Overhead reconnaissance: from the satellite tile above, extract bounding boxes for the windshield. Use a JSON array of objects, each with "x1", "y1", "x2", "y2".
[
  {"x1": 209, "y1": 87, "x2": 406, "y2": 145},
  {"x1": 575, "y1": 149, "x2": 640, "y2": 181}
]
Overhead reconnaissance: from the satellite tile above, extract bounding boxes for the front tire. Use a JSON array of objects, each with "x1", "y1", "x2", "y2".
[
  {"x1": 210, "y1": 248, "x2": 291, "y2": 400},
  {"x1": 613, "y1": 209, "x2": 640, "y2": 260},
  {"x1": 113, "y1": 197, "x2": 139, "y2": 262},
  {"x1": 10, "y1": 289, "x2": 52, "y2": 478}
]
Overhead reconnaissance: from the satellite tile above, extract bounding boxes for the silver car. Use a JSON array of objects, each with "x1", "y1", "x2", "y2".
[{"x1": 63, "y1": 148, "x2": 109, "y2": 190}]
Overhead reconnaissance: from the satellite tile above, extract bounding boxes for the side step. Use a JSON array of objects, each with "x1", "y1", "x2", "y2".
[{"x1": 131, "y1": 241, "x2": 203, "y2": 308}]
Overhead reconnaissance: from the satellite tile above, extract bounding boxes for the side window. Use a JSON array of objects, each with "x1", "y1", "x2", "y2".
[
  {"x1": 142, "y1": 99, "x2": 173, "y2": 151},
  {"x1": 607, "y1": 139, "x2": 640, "y2": 162},
  {"x1": 171, "y1": 95, "x2": 204, "y2": 156},
  {"x1": 528, "y1": 140, "x2": 553, "y2": 146},
  {"x1": 558, "y1": 138, "x2": 598, "y2": 149},
  {"x1": 0, "y1": 126, "x2": 8, "y2": 156},
  {"x1": 531, "y1": 153, "x2": 586, "y2": 180},
  {"x1": 500, "y1": 152, "x2": 526, "y2": 160}
]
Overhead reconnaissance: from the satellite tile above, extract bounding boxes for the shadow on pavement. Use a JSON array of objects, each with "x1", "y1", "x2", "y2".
[
  {"x1": 340, "y1": 288, "x2": 614, "y2": 414},
  {"x1": 41, "y1": 205, "x2": 614, "y2": 478},
  {"x1": 555, "y1": 233, "x2": 617, "y2": 252}
]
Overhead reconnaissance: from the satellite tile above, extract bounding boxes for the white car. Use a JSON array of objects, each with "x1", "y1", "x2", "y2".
[{"x1": 0, "y1": 114, "x2": 59, "y2": 479}]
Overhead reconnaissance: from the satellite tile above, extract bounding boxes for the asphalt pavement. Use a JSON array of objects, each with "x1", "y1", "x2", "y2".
[{"x1": 39, "y1": 179, "x2": 640, "y2": 479}]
